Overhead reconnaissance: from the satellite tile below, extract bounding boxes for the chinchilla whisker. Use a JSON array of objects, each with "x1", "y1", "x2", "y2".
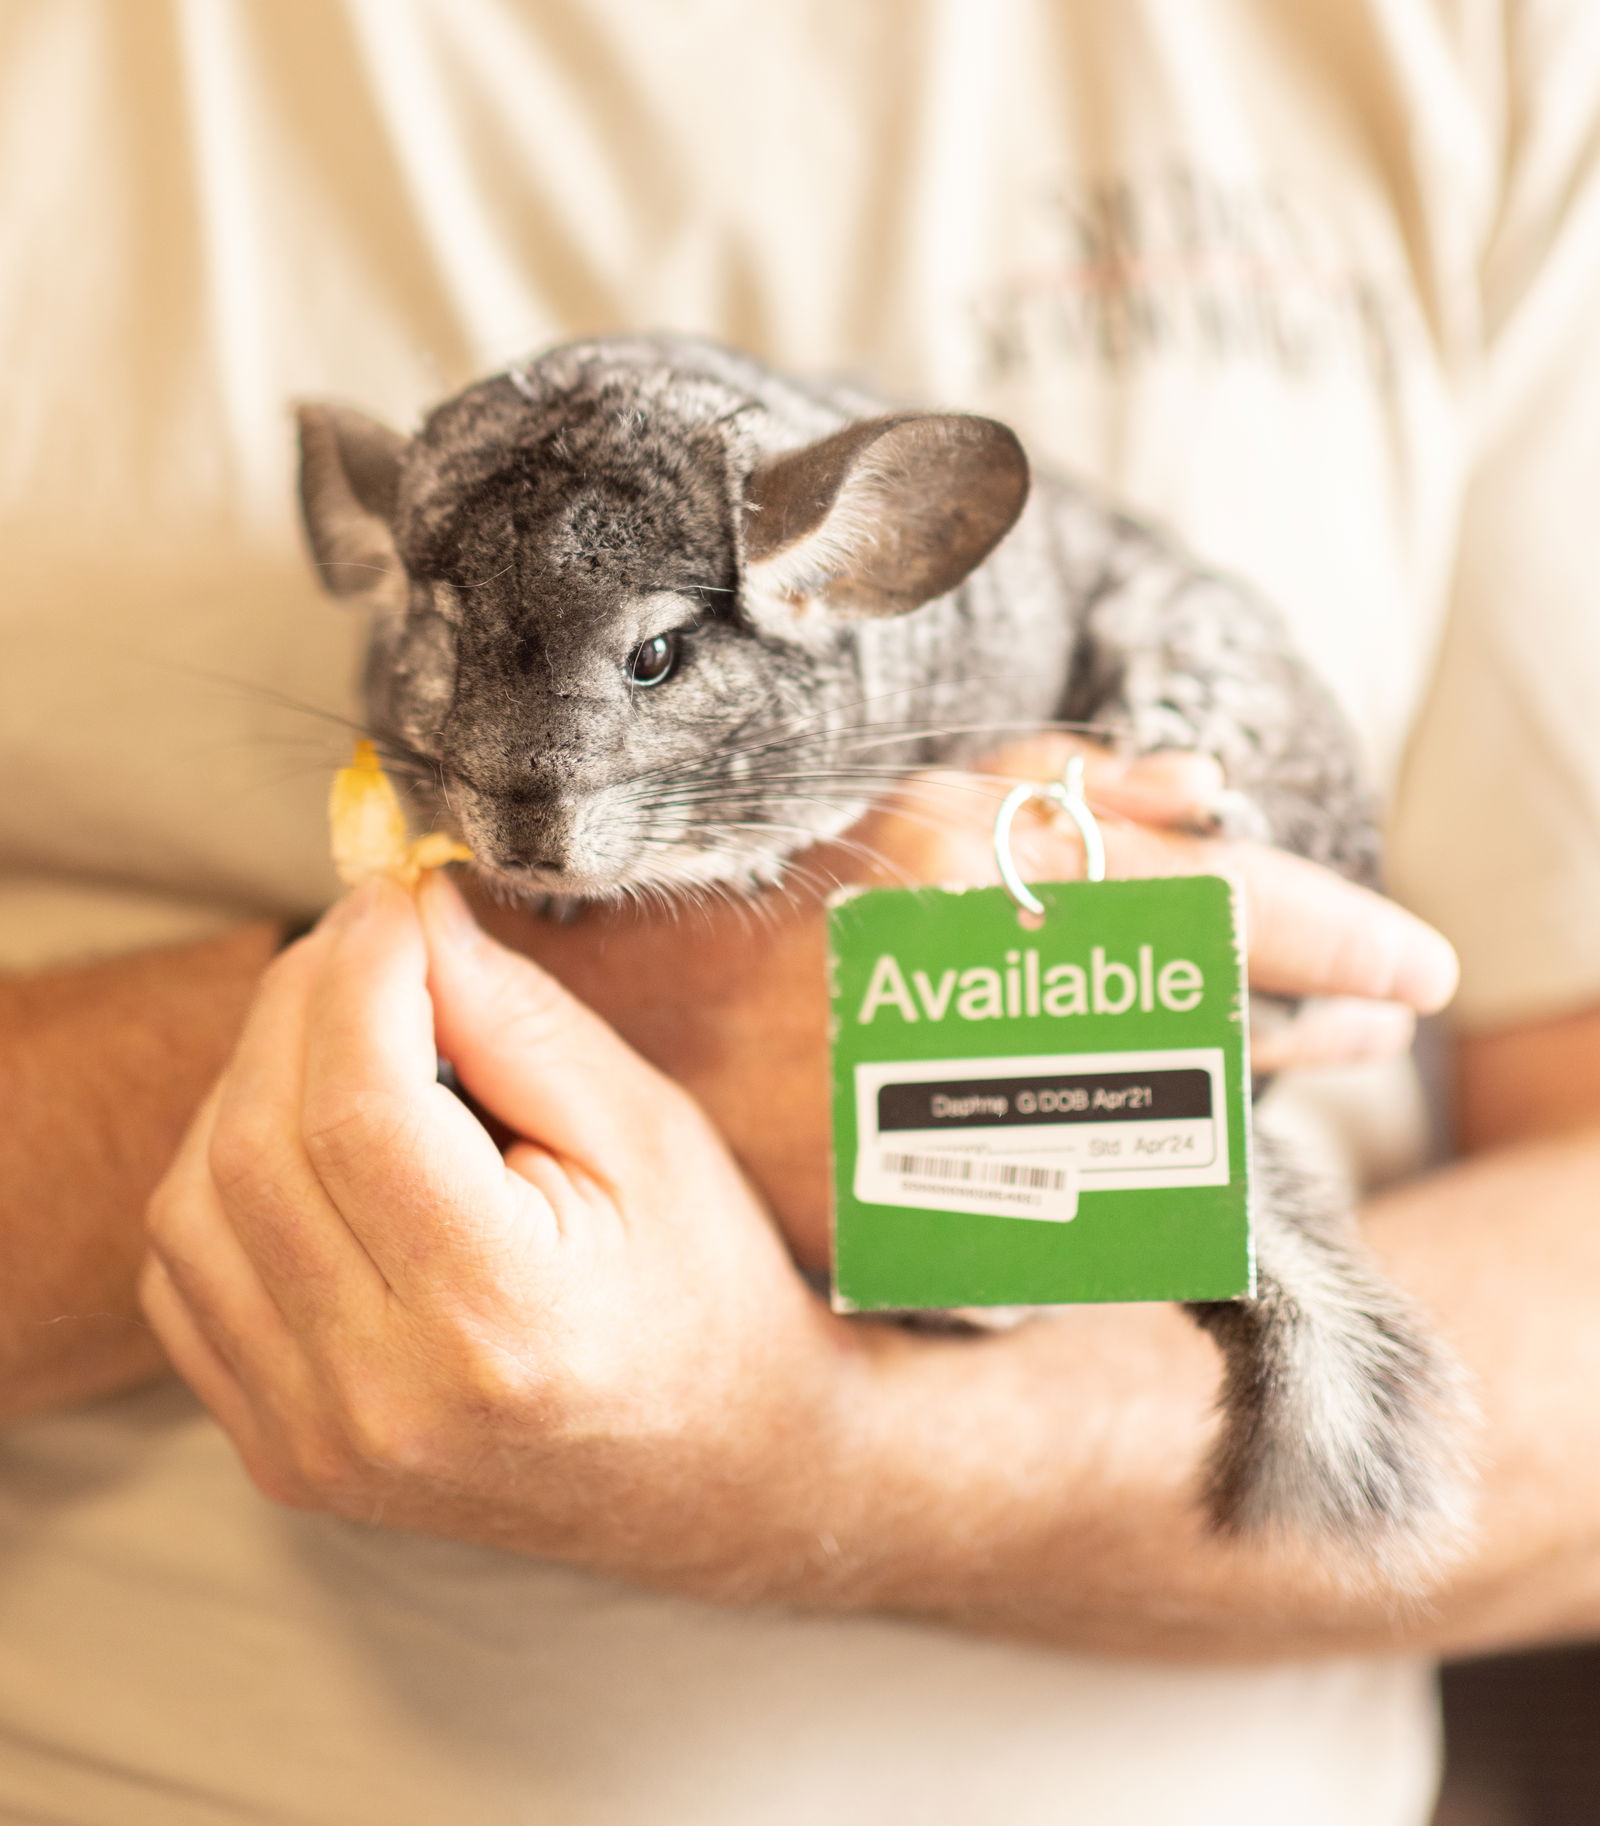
[
  {"x1": 617, "y1": 722, "x2": 1105, "y2": 809},
  {"x1": 618, "y1": 826, "x2": 877, "y2": 913},
  {"x1": 665, "y1": 821, "x2": 921, "y2": 892},
  {"x1": 168, "y1": 670, "x2": 444, "y2": 785},
  {"x1": 653, "y1": 874, "x2": 713, "y2": 927},
  {"x1": 672, "y1": 819, "x2": 839, "y2": 844},
  {"x1": 198, "y1": 761, "x2": 340, "y2": 805},
  {"x1": 633, "y1": 698, "x2": 1120, "y2": 790},
  {"x1": 155, "y1": 661, "x2": 376, "y2": 738},
  {"x1": 626, "y1": 765, "x2": 1025, "y2": 802},
  {"x1": 312, "y1": 558, "x2": 395, "y2": 580},
  {"x1": 610, "y1": 851, "x2": 779, "y2": 934},
  {"x1": 613, "y1": 763, "x2": 955, "y2": 800},
  {"x1": 621, "y1": 785, "x2": 869, "y2": 813},
  {"x1": 726, "y1": 795, "x2": 978, "y2": 847},
  {"x1": 646, "y1": 793, "x2": 871, "y2": 825},
  {"x1": 620, "y1": 763, "x2": 948, "y2": 795},
  {"x1": 614, "y1": 772, "x2": 1012, "y2": 820},
  {"x1": 371, "y1": 759, "x2": 439, "y2": 787},
  {"x1": 661, "y1": 682, "x2": 1110, "y2": 759},
  {"x1": 678, "y1": 795, "x2": 1000, "y2": 859},
  {"x1": 781, "y1": 852, "x2": 869, "y2": 906},
  {"x1": 817, "y1": 842, "x2": 920, "y2": 891},
  {"x1": 828, "y1": 717, "x2": 1118, "y2": 758},
  {"x1": 454, "y1": 558, "x2": 518, "y2": 590},
  {"x1": 618, "y1": 708, "x2": 930, "y2": 790},
  {"x1": 625, "y1": 791, "x2": 905, "y2": 830},
  {"x1": 650, "y1": 770, "x2": 1152, "y2": 827},
  {"x1": 244, "y1": 732, "x2": 357, "y2": 755},
  {"x1": 776, "y1": 832, "x2": 921, "y2": 891}
]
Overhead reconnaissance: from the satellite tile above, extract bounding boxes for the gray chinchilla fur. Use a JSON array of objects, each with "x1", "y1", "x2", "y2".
[{"x1": 296, "y1": 332, "x2": 1472, "y2": 1576}]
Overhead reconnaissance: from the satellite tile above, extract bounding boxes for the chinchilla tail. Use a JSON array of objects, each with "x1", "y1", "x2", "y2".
[{"x1": 1185, "y1": 1131, "x2": 1476, "y2": 1581}]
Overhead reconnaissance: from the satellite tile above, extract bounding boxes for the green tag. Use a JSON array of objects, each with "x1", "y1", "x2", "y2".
[{"x1": 828, "y1": 876, "x2": 1253, "y2": 1311}]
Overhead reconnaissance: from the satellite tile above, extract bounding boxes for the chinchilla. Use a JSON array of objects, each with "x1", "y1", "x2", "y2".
[{"x1": 296, "y1": 332, "x2": 1471, "y2": 1575}]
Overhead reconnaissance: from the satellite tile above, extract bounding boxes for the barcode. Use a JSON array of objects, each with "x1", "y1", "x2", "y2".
[{"x1": 880, "y1": 1152, "x2": 1070, "y2": 1193}]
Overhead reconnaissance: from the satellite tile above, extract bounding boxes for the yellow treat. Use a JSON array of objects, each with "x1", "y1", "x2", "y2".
[{"x1": 329, "y1": 740, "x2": 473, "y2": 889}]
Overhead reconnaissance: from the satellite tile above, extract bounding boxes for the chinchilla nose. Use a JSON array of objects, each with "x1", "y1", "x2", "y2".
[{"x1": 497, "y1": 793, "x2": 585, "y2": 874}]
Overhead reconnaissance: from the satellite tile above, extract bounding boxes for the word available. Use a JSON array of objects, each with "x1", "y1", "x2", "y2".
[{"x1": 857, "y1": 945, "x2": 1205, "y2": 1025}]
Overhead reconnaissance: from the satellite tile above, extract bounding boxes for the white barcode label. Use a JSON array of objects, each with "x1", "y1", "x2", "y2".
[
  {"x1": 878, "y1": 1150, "x2": 1072, "y2": 1194},
  {"x1": 860, "y1": 1147, "x2": 1079, "y2": 1222},
  {"x1": 851, "y1": 1047, "x2": 1229, "y2": 1224}
]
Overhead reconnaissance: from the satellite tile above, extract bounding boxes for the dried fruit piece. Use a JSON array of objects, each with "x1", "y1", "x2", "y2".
[{"x1": 329, "y1": 740, "x2": 472, "y2": 889}]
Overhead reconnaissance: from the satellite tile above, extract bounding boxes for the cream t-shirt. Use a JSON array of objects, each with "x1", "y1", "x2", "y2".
[{"x1": 4, "y1": 2, "x2": 1600, "y2": 1820}]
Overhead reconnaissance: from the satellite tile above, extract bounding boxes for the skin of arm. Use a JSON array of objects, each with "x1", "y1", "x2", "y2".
[
  {"x1": 0, "y1": 921, "x2": 282, "y2": 1424},
  {"x1": 135, "y1": 740, "x2": 1600, "y2": 1661}
]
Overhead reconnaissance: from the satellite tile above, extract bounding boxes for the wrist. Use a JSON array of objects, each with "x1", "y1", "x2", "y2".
[
  {"x1": 616, "y1": 1288, "x2": 891, "y2": 1609},
  {"x1": 755, "y1": 1302, "x2": 1237, "y2": 1638},
  {"x1": 732, "y1": 1308, "x2": 973, "y2": 1614}
]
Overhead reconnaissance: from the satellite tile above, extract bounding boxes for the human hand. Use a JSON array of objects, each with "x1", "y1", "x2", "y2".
[
  {"x1": 845, "y1": 736, "x2": 1457, "y2": 1039},
  {"x1": 140, "y1": 877, "x2": 855, "y2": 1587},
  {"x1": 477, "y1": 735, "x2": 1458, "y2": 1267}
]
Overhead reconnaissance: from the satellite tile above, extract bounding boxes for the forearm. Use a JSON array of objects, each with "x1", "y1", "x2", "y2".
[
  {"x1": 0, "y1": 922, "x2": 281, "y2": 1422},
  {"x1": 799, "y1": 1127, "x2": 1600, "y2": 1661}
]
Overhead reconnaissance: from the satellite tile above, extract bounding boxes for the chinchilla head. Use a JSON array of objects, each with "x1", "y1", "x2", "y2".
[{"x1": 296, "y1": 335, "x2": 1029, "y2": 902}]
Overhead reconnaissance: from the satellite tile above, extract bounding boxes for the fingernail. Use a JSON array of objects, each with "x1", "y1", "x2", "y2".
[
  {"x1": 1249, "y1": 997, "x2": 1417, "y2": 1072},
  {"x1": 1397, "y1": 930, "x2": 1461, "y2": 1015},
  {"x1": 421, "y1": 871, "x2": 484, "y2": 957},
  {"x1": 1081, "y1": 747, "x2": 1131, "y2": 781},
  {"x1": 321, "y1": 880, "x2": 380, "y2": 933},
  {"x1": 1136, "y1": 751, "x2": 1226, "y2": 801},
  {"x1": 1089, "y1": 750, "x2": 1227, "y2": 825}
]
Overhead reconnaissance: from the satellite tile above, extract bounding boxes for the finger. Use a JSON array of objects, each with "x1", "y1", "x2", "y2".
[
  {"x1": 299, "y1": 878, "x2": 542, "y2": 1283},
  {"x1": 1107, "y1": 822, "x2": 1460, "y2": 1011},
  {"x1": 1220, "y1": 844, "x2": 1459, "y2": 1012},
  {"x1": 994, "y1": 802, "x2": 1458, "y2": 1014},
  {"x1": 140, "y1": 1253, "x2": 288, "y2": 1490},
  {"x1": 207, "y1": 927, "x2": 396, "y2": 1321},
  {"x1": 308, "y1": 880, "x2": 441, "y2": 1085},
  {"x1": 949, "y1": 737, "x2": 1460, "y2": 1012},
  {"x1": 883, "y1": 744, "x2": 1230, "y2": 892},
  {"x1": 420, "y1": 870, "x2": 685, "y2": 1178},
  {"x1": 1096, "y1": 751, "x2": 1227, "y2": 826},
  {"x1": 976, "y1": 734, "x2": 1227, "y2": 827},
  {"x1": 1250, "y1": 997, "x2": 1418, "y2": 1074},
  {"x1": 146, "y1": 1076, "x2": 322, "y2": 1398}
]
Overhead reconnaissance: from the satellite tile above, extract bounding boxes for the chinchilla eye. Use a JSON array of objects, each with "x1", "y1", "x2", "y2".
[{"x1": 627, "y1": 631, "x2": 681, "y2": 687}]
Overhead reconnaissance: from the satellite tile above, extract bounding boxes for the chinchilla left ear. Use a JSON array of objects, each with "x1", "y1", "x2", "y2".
[
  {"x1": 295, "y1": 402, "x2": 408, "y2": 598},
  {"x1": 741, "y1": 412, "x2": 1029, "y2": 617}
]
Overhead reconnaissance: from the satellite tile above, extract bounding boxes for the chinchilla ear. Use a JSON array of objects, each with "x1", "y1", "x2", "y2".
[
  {"x1": 294, "y1": 402, "x2": 408, "y2": 597},
  {"x1": 742, "y1": 412, "x2": 1029, "y2": 617}
]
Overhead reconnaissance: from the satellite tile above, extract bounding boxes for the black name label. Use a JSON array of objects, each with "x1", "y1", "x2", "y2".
[{"x1": 877, "y1": 1068, "x2": 1214, "y2": 1131}]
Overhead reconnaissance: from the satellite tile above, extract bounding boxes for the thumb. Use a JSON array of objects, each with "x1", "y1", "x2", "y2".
[{"x1": 418, "y1": 872, "x2": 670, "y2": 1169}]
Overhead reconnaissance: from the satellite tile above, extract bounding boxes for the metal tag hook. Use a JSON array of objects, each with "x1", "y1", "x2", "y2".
[{"x1": 993, "y1": 754, "x2": 1106, "y2": 917}]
